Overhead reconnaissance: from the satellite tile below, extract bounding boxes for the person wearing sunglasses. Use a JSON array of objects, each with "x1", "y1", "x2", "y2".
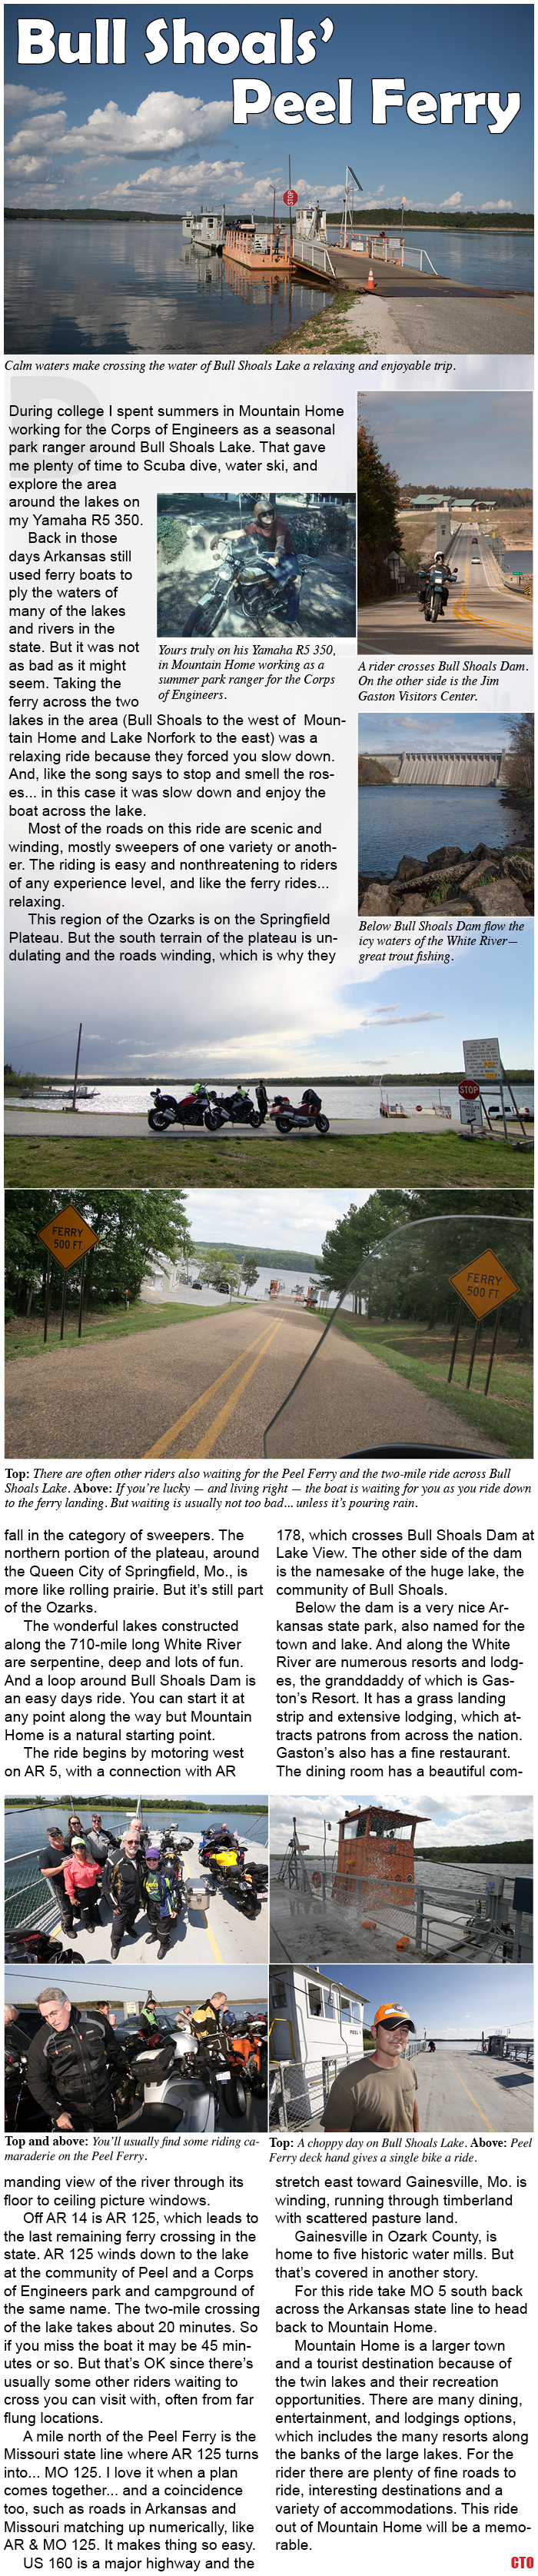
[{"x1": 322, "y1": 2002, "x2": 420, "y2": 2132}]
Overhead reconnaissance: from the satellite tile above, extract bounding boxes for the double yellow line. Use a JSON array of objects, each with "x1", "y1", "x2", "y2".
[
  {"x1": 144, "y1": 1316, "x2": 283, "y2": 1459},
  {"x1": 453, "y1": 525, "x2": 530, "y2": 642}
]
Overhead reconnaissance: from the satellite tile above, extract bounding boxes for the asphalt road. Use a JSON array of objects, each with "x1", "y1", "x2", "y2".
[
  {"x1": 364, "y1": 292, "x2": 533, "y2": 356},
  {"x1": 357, "y1": 520, "x2": 533, "y2": 655},
  {"x1": 414, "y1": 2048, "x2": 533, "y2": 2133},
  {"x1": 5, "y1": 1302, "x2": 508, "y2": 1461},
  {"x1": 5, "y1": 1110, "x2": 527, "y2": 1144}
]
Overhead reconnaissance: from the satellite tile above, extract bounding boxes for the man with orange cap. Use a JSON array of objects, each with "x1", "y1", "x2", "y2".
[{"x1": 322, "y1": 2002, "x2": 420, "y2": 2132}]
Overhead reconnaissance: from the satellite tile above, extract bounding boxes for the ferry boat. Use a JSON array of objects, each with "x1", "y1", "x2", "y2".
[
  {"x1": 183, "y1": 206, "x2": 226, "y2": 253},
  {"x1": 224, "y1": 218, "x2": 293, "y2": 275}
]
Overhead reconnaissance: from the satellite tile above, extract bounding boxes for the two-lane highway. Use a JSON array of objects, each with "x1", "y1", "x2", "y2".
[
  {"x1": 5, "y1": 1303, "x2": 510, "y2": 1461},
  {"x1": 357, "y1": 518, "x2": 533, "y2": 654}
]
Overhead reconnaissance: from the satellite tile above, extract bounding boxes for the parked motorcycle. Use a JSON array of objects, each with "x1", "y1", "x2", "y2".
[
  {"x1": 140, "y1": 2029, "x2": 248, "y2": 2128},
  {"x1": 199, "y1": 1836, "x2": 268, "y2": 1918},
  {"x1": 204, "y1": 1086, "x2": 262, "y2": 1131},
  {"x1": 5, "y1": 1930, "x2": 84, "y2": 1966},
  {"x1": 268, "y1": 1087, "x2": 330, "y2": 1137},
  {"x1": 182, "y1": 539, "x2": 303, "y2": 638},
  {"x1": 148, "y1": 1083, "x2": 211, "y2": 1132},
  {"x1": 224, "y1": 2013, "x2": 268, "y2": 2094}
]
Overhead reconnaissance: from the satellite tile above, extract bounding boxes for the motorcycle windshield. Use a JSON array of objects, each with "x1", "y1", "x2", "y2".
[{"x1": 263, "y1": 1214, "x2": 533, "y2": 1459}]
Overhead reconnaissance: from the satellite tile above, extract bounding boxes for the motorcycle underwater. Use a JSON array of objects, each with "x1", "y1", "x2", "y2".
[{"x1": 268, "y1": 1087, "x2": 330, "y2": 1137}]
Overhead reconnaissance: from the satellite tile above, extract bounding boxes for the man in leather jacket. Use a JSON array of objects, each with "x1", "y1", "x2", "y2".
[
  {"x1": 27, "y1": 1990, "x2": 127, "y2": 2130},
  {"x1": 104, "y1": 1822, "x2": 144, "y2": 1960}
]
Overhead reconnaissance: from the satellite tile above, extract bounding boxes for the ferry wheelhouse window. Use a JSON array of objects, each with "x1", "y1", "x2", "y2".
[
  {"x1": 307, "y1": 1984, "x2": 323, "y2": 2018},
  {"x1": 273, "y1": 1978, "x2": 287, "y2": 2009},
  {"x1": 320, "y1": 1986, "x2": 336, "y2": 2019}
]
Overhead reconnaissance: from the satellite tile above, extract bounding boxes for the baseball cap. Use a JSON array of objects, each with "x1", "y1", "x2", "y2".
[{"x1": 374, "y1": 2002, "x2": 416, "y2": 2033}]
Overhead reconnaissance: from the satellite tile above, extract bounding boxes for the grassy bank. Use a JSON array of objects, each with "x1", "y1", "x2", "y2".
[
  {"x1": 5, "y1": 1133, "x2": 533, "y2": 1190},
  {"x1": 5, "y1": 1298, "x2": 244, "y2": 1363},
  {"x1": 263, "y1": 285, "x2": 370, "y2": 357},
  {"x1": 334, "y1": 1314, "x2": 533, "y2": 1456}
]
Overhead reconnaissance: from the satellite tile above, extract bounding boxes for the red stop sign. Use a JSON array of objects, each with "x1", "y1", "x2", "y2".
[
  {"x1": 459, "y1": 1080, "x2": 480, "y2": 1100},
  {"x1": 283, "y1": 188, "x2": 298, "y2": 206}
]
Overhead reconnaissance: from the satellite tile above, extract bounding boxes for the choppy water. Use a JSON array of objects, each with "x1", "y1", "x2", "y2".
[
  {"x1": 327, "y1": 226, "x2": 533, "y2": 293},
  {"x1": 357, "y1": 784, "x2": 516, "y2": 879},
  {"x1": 4, "y1": 220, "x2": 331, "y2": 355}
]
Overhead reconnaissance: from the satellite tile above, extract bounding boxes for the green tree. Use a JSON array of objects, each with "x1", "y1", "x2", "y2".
[
  {"x1": 196, "y1": 1246, "x2": 242, "y2": 1297},
  {"x1": 241, "y1": 1256, "x2": 260, "y2": 1294},
  {"x1": 357, "y1": 411, "x2": 400, "y2": 603},
  {"x1": 499, "y1": 713, "x2": 533, "y2": 845},
  {"x1": 5, "y1": 1190, "x2": 192, "y2": 1316}
]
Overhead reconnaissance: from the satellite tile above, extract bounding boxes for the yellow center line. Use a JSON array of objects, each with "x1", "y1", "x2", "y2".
[
  {"x1": 143, "y1": 1319, "x2": 275, "y2": 1457},
  {"x1": 179, "y1": 1320, "x2": 284, "y2": 1458},
  {"x1": 204, "y1": 1915, "x2": 224, "y2": 1968},
  {"x1": 453, "y1": 523, "x2": 530, "y2": 638},
  {"x1": 443, "y1": 2054, "x2": 496, "y2": 2133}
]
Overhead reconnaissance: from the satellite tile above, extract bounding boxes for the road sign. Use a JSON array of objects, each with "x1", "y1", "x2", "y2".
[
  {"x1": 283, "y1": 188, "x2": 298, "y2": 205},
  {"x1": 450, "y1": 1247, "x2": 519, "y2": 1320},
  {"x1": 459, "y1": 1080, "x2": 480, "y2": 1100},
  {"x1": 460, "y1": 1095, "x2": 483, "y2": 1128},
  {"x1": 463, "y1": 1037, "x2": 502, "y2": 1080},
  {"x1": 38, "y1": 1206, "x2": 100, "y2": 1269}
]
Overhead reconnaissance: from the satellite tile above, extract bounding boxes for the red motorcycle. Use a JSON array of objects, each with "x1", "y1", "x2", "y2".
[
  {"x1": 268, "y1": 1087, "x2": 329, "y2": 1137},
  {"x1": 148, "y1": 1083, "x2": 212, "y2": 1132}
]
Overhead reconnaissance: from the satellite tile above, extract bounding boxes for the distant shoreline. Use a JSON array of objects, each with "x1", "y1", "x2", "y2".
[{"x1": 5, "y1": 207, "x2": 534, "y2": 234}]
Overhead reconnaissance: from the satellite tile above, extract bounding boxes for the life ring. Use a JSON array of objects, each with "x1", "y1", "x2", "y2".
[{"x1": 311, "y1": 1870, "x2": 321, "y2": 1889}]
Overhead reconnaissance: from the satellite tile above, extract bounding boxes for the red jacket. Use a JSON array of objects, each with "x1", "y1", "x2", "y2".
[{"x1": 62, "y1": 1855, "x2": 101, "y2": 1900}]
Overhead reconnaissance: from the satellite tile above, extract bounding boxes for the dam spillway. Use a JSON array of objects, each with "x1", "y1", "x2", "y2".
[{"x1": 376, "y1": 751, "x2": 505, "y2": 787}]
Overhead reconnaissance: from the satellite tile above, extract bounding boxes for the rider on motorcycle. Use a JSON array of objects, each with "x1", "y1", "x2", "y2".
[
  {"x1": 221, "y1": 497, "x2": 301, "y2": 625},
  {"x1": 418, "y1": 551, "x2": 453, "y2": 616}
]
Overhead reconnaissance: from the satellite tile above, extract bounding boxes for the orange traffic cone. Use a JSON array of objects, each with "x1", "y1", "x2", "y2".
[{"x1": 367, "y1": 265, "x2": 376, "y2": 290}]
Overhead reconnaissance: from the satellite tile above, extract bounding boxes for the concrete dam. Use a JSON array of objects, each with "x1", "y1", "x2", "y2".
[{"x1": 380, "y1": 751, "x2": 506, "y2": 787}]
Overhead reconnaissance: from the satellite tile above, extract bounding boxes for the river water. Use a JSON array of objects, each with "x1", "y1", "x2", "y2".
[
  {"x1": 357, "y1": 783, "x2": 516, "y2": 877},
  {"x1": 4, "y1": 220, "x2": 331, "y2": 356}
]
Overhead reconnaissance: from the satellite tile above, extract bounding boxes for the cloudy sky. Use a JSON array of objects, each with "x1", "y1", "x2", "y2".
[
  {"x1": 6, "y1": 935, "x2": 534, "y2": 1079},
  {"x1": 358, "y1": 391, "x2": 533, "y2": 488},
  {"x1": 285, "y1": 1960, "x2": 533, "y2": 2039},
  {"x1": 271, "y1": 1792, "x2": 533, "y2": 1852},
  {"x1": 358, "y1": 711, "x2": 528, "y2": 754},
  {"x1": 5, "y1": 4, "x2": 533, "y2": 211},
  {"x1": 186, "y1": 1186, "x2": 369, "y2": 1252}
]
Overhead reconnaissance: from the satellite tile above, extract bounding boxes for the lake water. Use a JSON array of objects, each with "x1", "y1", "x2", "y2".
[
  {"x1": 5, "y1": 1803, "x2": 268, "y2": 1915},
  {"x1": 503, "y1": 551, "x2": 533, "y2": 578},
  {"x1": 327, "y1": 226, "x2": 533, "y2": 293},
  {"x1": 11, "y1": 1077, "x2": 534, "y2": 1121},
  {"x1": 358, "y1": 784, "x2": 516, "y2": 877},
  {"x1": 4, "y1": 220, "x2": 331, "y2": 356}
]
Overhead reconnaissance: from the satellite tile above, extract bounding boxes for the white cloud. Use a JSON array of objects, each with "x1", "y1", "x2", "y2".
[
  {"x1": 5, "y1": 82, "x2": 66, "y2": 113},
  {"x1": 440, "y1": 191, "x2": 463, "y2": 209},
  {"x1": 5, "y1": 88, "x2": 233, "y2": 171},
  {"x1": 480, "y1": 199, "x2": 513, "y2": 211}
]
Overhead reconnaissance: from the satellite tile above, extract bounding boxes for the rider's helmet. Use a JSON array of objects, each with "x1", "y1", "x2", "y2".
[{"x1": 434, "y1": 553, "x2": 444, "y2": 564}]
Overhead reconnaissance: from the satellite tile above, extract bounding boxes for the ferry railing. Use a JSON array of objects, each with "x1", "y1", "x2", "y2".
[
  {"x1": 336, "y1": 232, "x2": 437, "y2": 274},
  {"x1": 293, "y1": 240, "x2": 337, "y2": 278},
  {"x1": 5, "y1": 1848, "x2": 58, "y2": 1934}
]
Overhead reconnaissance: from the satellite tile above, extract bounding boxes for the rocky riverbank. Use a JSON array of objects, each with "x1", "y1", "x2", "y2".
[{"x1": 358, "y1": 841, "x2": 534, "y2": 917}]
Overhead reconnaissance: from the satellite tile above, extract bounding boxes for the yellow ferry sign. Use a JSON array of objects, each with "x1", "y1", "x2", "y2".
[
  {"x1": 450, "y1": 1247, "x2": 519, "y2": 1320},
  {"x1": 38, "y1": 1206, "x2": 99, "y2": 1270}
]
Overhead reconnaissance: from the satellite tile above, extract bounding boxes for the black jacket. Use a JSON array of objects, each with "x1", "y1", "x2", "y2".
[
  {"x1": 27, "y1": 2009, "x2": 126, "y2": 2123},
  {"x1": 103, "y1": 1849, "x2": 144, "y2": 1910}
]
